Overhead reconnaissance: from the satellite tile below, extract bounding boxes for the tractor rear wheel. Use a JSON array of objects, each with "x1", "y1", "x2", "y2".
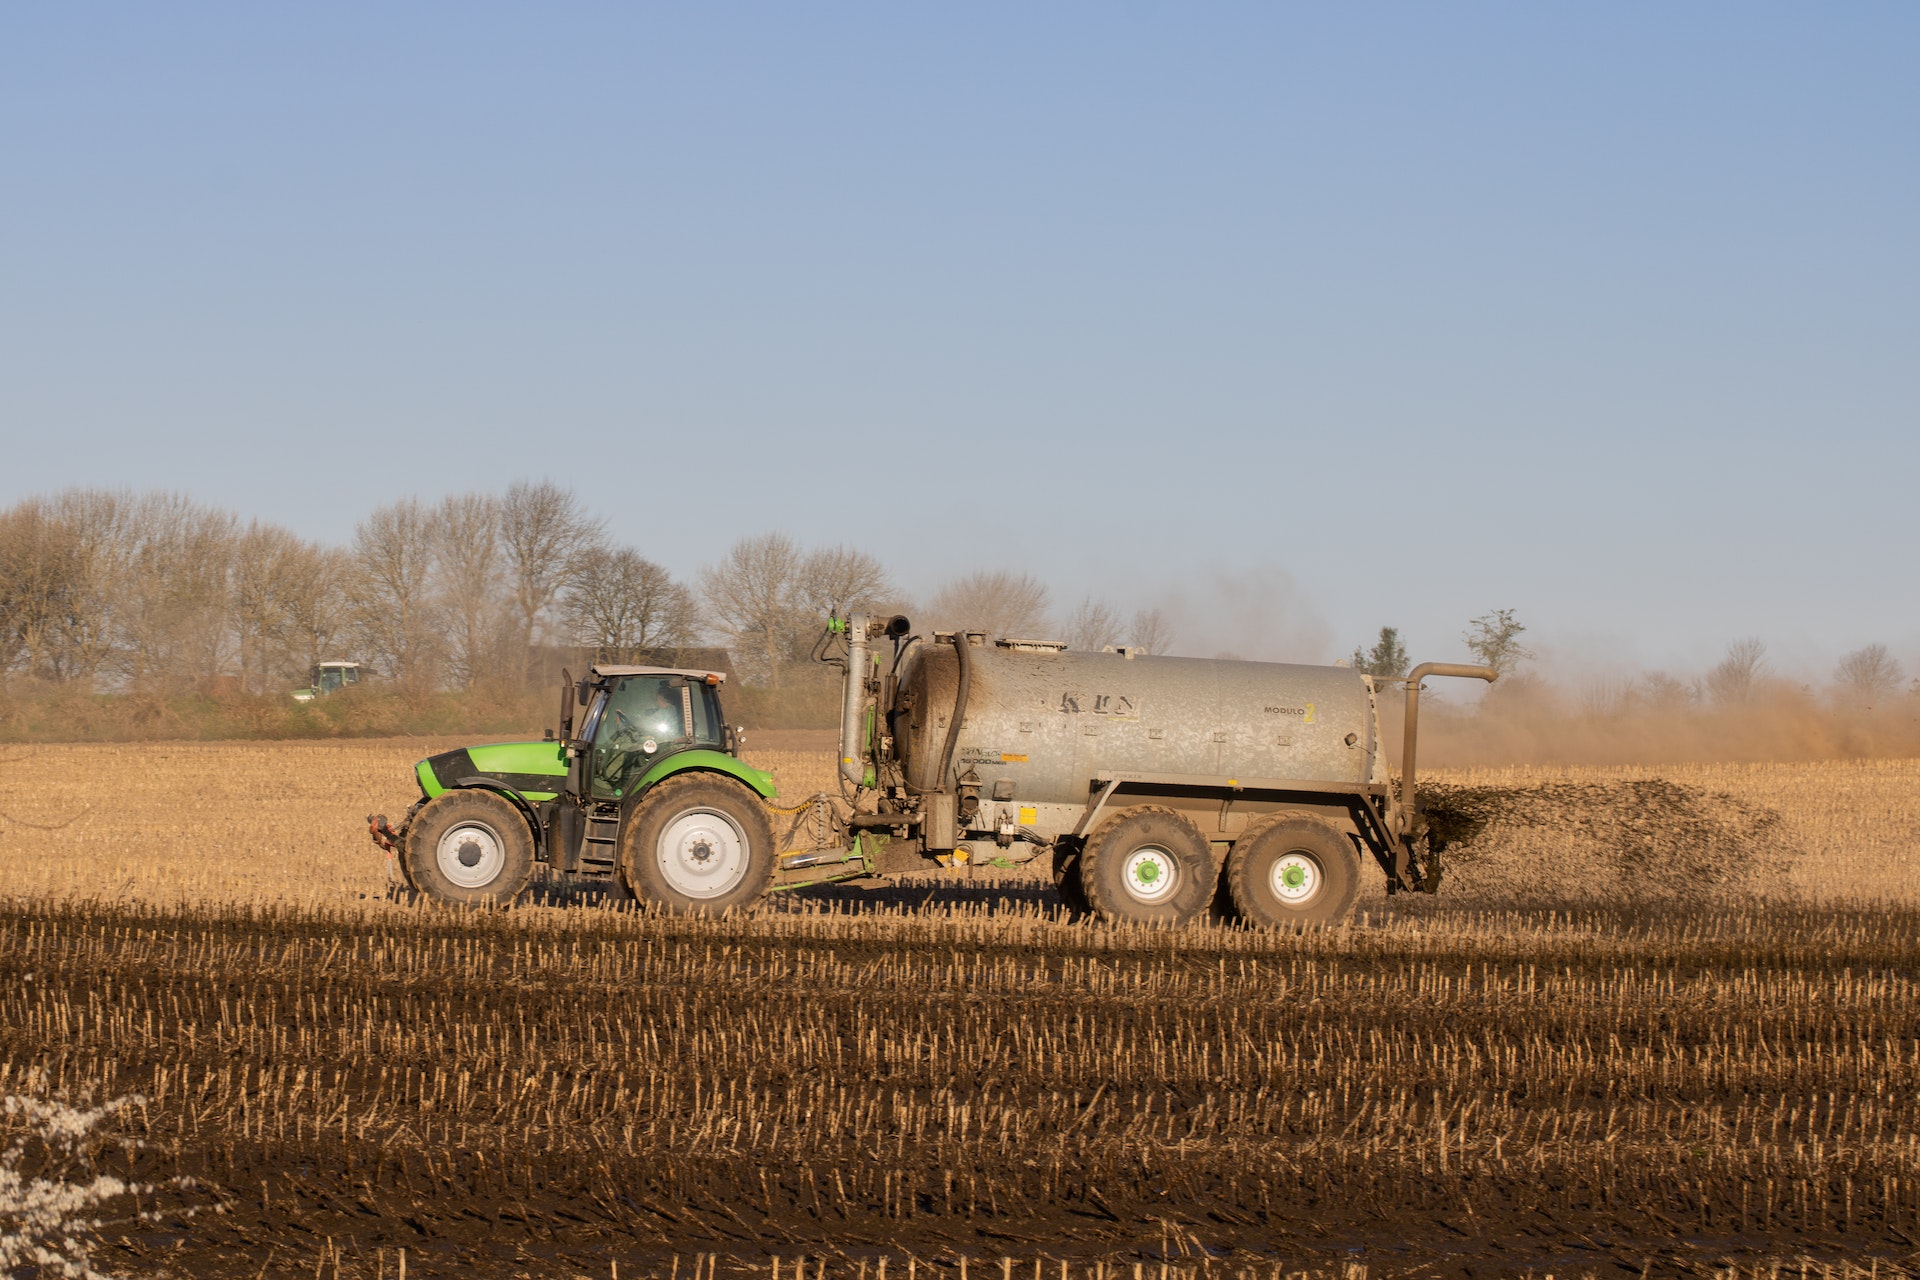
[
  {"x1": 1227, "y1": 815, "x2": 1361, "y2": 929},
  {"x1": 1079, "y1": 806, "x2": 1214, "y2": 926},
  {"x1": 619, "y1": 774, "x2": 775, "y2": 914},
  {"x1": 403, "y1": 790, "x2": 536, "y2": 906}
]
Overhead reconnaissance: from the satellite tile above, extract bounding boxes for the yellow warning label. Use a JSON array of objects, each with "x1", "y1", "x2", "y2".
[
  {"x1": 1001, "y1": 753, "x2": 1028, "y2": 763},
  {"x1": 1018, "y1": 806, "x2": 1037, "y2": 824}
]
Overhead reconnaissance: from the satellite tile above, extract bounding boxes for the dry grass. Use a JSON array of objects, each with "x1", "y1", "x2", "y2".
[{"x1": 3, "y1": 742, "x2": 1920, "y2": 1276}]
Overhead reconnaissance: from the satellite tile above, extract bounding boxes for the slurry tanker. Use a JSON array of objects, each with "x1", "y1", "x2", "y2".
[{"x1": 370, "y1": 616, "x2": 1493, "y2": 927}]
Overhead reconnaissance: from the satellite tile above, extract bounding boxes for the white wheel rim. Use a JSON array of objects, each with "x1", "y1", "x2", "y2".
[
  {"x1": 1271, "y1": 852, "x2": 1321, "y2": 903},
  {"x1": 657, "y1": 807, "x2": 750, "y2": 899},
  {"x1": 1121, "y1": 846, "x2": 1179, "y2": 904},
  {"x1": 437, "y1": 821, "x2": 505, "y2": 889}
]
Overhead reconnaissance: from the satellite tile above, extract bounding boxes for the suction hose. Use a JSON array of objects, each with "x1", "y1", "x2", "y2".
[{"x1": 936, "y1": 631, "x2": 973, "y2": 791}]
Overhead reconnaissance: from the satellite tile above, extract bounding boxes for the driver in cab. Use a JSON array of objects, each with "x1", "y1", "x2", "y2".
[
  {"x1": 639, "y1": 684, "x2": 682, "y2": 740},
  {"x1": 593, "y1": 678, "x2": 686, "y2": 797}
]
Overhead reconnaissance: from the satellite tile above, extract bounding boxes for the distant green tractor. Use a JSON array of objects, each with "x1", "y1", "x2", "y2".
[
  {"x1": 369, "y1": 665, "x2": 778, "y2": 910},
  {"x1": 291, "y1": 660, "x2": 364, "y2": 703}
]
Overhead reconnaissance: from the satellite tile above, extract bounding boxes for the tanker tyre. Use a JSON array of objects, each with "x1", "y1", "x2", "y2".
[
  {"x1": 402, "y1": 790, "x2": 536, "y2": 906},
  {"x1": 1050, "y1": 844, "x2": 1090, "y2": 914},
  {"x1": 619, "y1": 774, "x2": 775, "y2": 915},
  {"x1": 1227, "y1": 815, "x2": 1360, "y2": 930},
  {"x1": 1079, "y1": 806, "x2": 1215, "y2": 926}
]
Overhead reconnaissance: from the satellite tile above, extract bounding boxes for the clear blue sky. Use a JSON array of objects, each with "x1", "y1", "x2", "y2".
[{"x1": 4, "y1": 5, "x2": 1915, "y2": 678}]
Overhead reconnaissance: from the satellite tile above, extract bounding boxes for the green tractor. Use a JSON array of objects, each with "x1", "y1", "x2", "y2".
[
  {"x1": 292, "y1": 660, "x2": 363, "y2": 702},
  {"x1": 368, "y1": 665, "x2": 778, "y2": 909}
]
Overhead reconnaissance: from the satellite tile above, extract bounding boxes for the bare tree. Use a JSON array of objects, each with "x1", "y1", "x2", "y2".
[
  {"x1": 229, "y1": 521, "x2": 303, "y2": 694},
  {"x1": 1065, "y1": 596, "x2": 1122, "y2": 651},
  {"x1": 1834, "y1": 643, "x2": 1903, "y2": 709},
  {"x1": 1577, "y1": 675, "x2": 1632, "y2": 719},
  {"x1": 0, "y1": 497, "x2": 94, "y2": 682},
  {"x1": 274, "y1": 543, "x2": 352, "y2": 681},
  {"x1": 1129, "y1": 607, "x2": 1176, "y2": 656},
  {"x1": 500, "y1": 480, "x2": 606, "y2": 671},
  {"x1": 925, "y1": 571, "x2": 1051, "y2": 639},
  {"x1": 349, "y1": 498, "x2": 440, "y2": 684},
  {"x1": 1704, "y1": 637, "x2": 1768, "y2": 706},
  {"x1": 37, "y1": 490, "x2": 129, "y2": 684},
  {"x1": 117, "y1": 493, "x2": 237, "y2": 690},
  {"x1": 1634, "y1": 671, "x2": 1695, "y2": 708},
  {"x1": 701, "y1": 533, "x2": 806, "y2": 688},
  {"x1": 564, "y1": 547, "x2": 697, "y2": 653},
  {"x1": 795, "y1": 545, "x2": 893, "y2": 624},
  {"x1": 434, "y1": 493, "x2": 507, "y2": 690},
  {"x1": 1463, "y1": 609, "x2": 1534, "y2": 678}
]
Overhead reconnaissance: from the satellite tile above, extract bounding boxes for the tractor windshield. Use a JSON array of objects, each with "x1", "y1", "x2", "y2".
[{"x1": 589, "y1": 677, "x2": 726, "y2": 799}]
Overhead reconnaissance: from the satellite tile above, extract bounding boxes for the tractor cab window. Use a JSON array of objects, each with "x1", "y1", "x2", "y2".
[
  {"x1": 590, "y1": 677, "x2": 689, "y2": 799},
  {"x1": 688, "y1": 681, "x2": 724, "y2": 744}
]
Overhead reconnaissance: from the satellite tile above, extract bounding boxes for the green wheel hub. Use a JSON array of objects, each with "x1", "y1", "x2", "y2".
[
  {"x1": 1270, "y1": 852, "x2": 1321, "y2": 903},
  {"x1": 1121, "y1": 846, "x2": 1179, "y2": 904}
]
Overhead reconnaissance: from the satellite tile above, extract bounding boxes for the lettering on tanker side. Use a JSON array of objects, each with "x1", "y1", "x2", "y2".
[
  {"x1": 1263, "y1": 703, "x2": 1316, "y2": 722},
  {"x1": 1060, "y1": 691, "x2": 1140, "y2": 719}
]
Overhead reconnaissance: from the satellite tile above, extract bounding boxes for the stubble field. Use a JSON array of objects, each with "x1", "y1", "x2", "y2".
[{"x1": 1, "y1": 737, "x2": 1919, "y2": 1279}]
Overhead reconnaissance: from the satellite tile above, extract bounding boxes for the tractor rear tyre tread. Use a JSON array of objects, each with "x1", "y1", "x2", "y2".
[
  {"x1": 1227, "y1": 814, "x2": 1361, "y2": 929},
  {"x1": 1079, "y1": 805, "x2": 1215, "y2": 926},
  {"x1": 619, "y1": 773, "x2": 775, "y2": 915},
  {"x1": 403, "y1": 790, "x2": 536, "y2": 906}
]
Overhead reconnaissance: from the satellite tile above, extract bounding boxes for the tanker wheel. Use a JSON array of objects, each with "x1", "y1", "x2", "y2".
[
  {"x1": 1079, "y1": 806, "x2": 1215, "y2": 926},
  {"x1": 619, "y1": 774, "x2": 775, "y2": 915},
  {"x1": 1227, "y1": 815, "x2": 1361, "y2": 929},
  {"x1": 1050, "y1": 842, "x2": 1090, "y2": 914},
  {"x1": 403, "y1": 790, "x2": 536, "y2": 906}
]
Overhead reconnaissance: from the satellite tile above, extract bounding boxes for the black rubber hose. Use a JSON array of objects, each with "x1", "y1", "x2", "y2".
[{"x1": 936, "y1": 632, "x2": 973, "y2": 792}]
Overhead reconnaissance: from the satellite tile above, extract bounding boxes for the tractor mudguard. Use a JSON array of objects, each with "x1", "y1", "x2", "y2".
[{"x1": 629, "y1": 749, "x2": 778, "y2": 801}]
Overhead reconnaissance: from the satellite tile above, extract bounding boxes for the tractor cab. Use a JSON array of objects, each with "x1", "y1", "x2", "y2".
[
  {"x1": 293, "y1": 660, "x2": 363, "y2": 702},
  {"x1": 567, "y1": 665, "x2": 734, "y2": 800}
]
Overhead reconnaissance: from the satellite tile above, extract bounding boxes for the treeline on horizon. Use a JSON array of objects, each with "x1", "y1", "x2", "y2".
[
  {"x1": 0, "y1": 482, "x2": 1176, "y2": 740},
  {"x1": 1, "y1": 484, "x2": 1917, "y2": 759}
]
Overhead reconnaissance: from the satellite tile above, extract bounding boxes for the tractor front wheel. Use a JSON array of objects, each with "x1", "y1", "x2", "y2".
[
  {"x1": 403, "y1": 790, "x2": 536, "y2": 906},
  {"x1": 619, "y1": 774, "x2": 775, "y2": 914}
]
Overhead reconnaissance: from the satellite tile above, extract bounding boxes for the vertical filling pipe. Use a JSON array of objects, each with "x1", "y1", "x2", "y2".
[
  {"x1": 1399, "y1": 662, "x2": 1498, "y2": 826},
  {"x1": 839, "y1": 614, "x2": 871, "y2": 787}
]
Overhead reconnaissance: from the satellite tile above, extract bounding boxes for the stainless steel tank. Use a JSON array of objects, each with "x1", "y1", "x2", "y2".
[{"x1": 893, "y1": 639, "x2": 1378, "y2": 806}]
